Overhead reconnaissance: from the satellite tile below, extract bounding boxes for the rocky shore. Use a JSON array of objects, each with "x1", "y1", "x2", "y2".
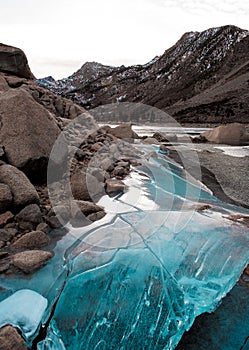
[{"x1": 0, "y1": 44, "x2": 141, "y2": 281}]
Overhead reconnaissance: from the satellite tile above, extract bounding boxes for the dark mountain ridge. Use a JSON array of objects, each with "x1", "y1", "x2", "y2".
[{"x1": 37, "y1": 25, "x2": 249, "y2": 124}]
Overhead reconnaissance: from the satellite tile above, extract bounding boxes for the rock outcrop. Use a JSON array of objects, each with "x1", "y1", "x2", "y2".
[
  {"x1": 200, "y1": 123, "x2": 249, "y2": 145},
  {"x1": 0, "y1": 42, "x2": 97, "y2": 185},
  {"x1": 0, "y1": 89, "x2": 63, "y2": 183},
  {"x1": 0, "y1": 43, "x2": 34, "y2": 79}
]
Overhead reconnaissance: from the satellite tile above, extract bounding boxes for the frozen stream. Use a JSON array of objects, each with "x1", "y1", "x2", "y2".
[{"x1": 0, "y1": 148, "x2": 248, "y2": 350}]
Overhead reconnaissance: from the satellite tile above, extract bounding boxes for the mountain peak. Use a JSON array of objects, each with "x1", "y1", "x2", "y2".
[{"x1": 36, "y1": 25, "x2": 249, "y2": 124}]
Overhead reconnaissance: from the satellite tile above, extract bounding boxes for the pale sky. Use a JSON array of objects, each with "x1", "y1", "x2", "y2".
[{"x1": 1, "y1": 0, "x2": 249, "y2": 79}]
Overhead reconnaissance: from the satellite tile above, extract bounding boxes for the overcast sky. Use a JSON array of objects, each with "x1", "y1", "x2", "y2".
[{"x1": 1, "y1": 0, "x2": 249, "y2": 79}]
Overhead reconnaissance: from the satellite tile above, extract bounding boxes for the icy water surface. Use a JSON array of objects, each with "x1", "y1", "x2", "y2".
[{"x1": 0, "y1": 148, "x2": 248, "y2": 350}]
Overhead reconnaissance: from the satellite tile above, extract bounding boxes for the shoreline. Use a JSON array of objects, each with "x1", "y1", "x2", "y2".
[{"x1": 168, "y1": 148, "x2": 249, "y2": 209}]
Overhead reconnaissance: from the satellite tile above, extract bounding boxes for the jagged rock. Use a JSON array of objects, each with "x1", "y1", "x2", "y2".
[
  {"x1": 0, "y1": 211, "x2": 14, "y2": 227},
  {"x1": 201, "y1": 123, "x2": 249, "y2": 145},
  {"x1": 108, "y1": 124, "x2": 138, "y2": 141},
  {"x1": 0, "y1": 183, "x2": 12, "y2": 213},
  {"x1": 26, "y1": 84, "x2": 89, "y2": 121},
  {"x1": 15, "y1": 204, "x2": 42, "y2": 230},
  {"x1": 12, "y1": 250, "x2": 53, "y2": 273},
  {"x1": 0, "y1": 88, "x2": 63, "y2": 183},
  {"x1": 0, "y1": 325, "x2": 27, "y2": 350},
  {"x1": 105, "y1": 179, "x2": 126, "y2": 195},
  {"x1": 0, "y1": 43, "x2": 34, "y2": 79},
  {"x1": 12, "y1": 231, "x2": 49, "y2": 249},
  {"x1": 0, "y1": 165, "x2": 39, "y2": 210}
]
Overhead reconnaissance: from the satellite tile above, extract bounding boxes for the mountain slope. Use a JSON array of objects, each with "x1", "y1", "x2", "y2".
[{"x1": 37, "y1": 25, "x2": 249, "y2": 124}]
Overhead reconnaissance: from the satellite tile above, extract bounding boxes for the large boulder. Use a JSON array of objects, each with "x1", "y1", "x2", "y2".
[
  {"x1": 0, "y1": 88, "x2": 64, "y2": 182},
  {"x1": 0, "y1": 165, "x2": 39, "y2": 210},
  {"x1": 108, "y1": 123, "x2": 138, "y2": 141},
  {"x1": 0, "y1": 43, "x2": 34, "y2": 79},
  {"x1": 201, "y1": 123, "x2": 249, "y2": 145}
]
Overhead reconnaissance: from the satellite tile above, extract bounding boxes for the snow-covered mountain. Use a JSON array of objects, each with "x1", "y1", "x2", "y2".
[{"x1": 37, "y1": 25, "x2": 249, "y2": 124}]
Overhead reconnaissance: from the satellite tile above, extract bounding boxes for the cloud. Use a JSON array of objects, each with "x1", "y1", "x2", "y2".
[{"x1": 147, "y1": 0, "x2": 249, "y2": 15}]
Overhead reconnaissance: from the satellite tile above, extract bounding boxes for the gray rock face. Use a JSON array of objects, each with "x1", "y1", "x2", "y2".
[
  {"x1": 0, "y1": 325, "x2": 27, "y2": 350},
  {"x1": 12, "y1": 230, "x2": 49, "y2": 249},
  {"x1": 12, "y1": 250, "x2": 53, "y2": 273},
  {"x1": 0, "y1": 183, "x2": 12, "y2": 213},
  {"x1": 0, "y1": 165, "x2": 39, "y2": 210},
  {"x1": 0, "y1": 43, "x2": 34, "y2": 79},
  {"x1": 15, "y1": 204, "x2": 42, "y2": 230},
  {"x1": 0, "y1": 89, "x2": 63, "y2": 183}
]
